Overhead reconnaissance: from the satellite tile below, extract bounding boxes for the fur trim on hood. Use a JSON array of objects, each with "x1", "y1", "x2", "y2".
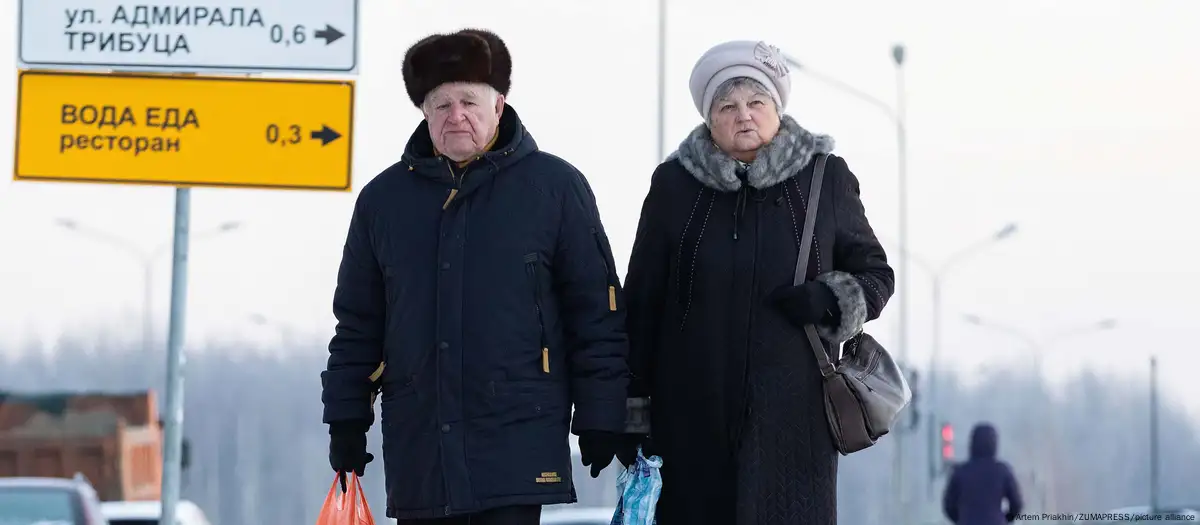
[{"x1": 668, "y1": 115, "x2": 835, "y2": 192}]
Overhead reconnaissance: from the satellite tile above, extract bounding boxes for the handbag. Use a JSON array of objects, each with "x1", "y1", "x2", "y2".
[{"x1": 794, "y1": 154, "x2": 912, "y2": 455}]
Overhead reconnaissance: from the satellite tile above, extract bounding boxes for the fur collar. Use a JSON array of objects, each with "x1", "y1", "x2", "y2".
[{"x1": 668, "y1": 115, "x2": 835, "y2": 192}]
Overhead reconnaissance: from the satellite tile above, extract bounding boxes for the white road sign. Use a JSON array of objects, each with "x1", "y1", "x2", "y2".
[{"x1": 18, "y1": 0, "x2": 359, "y2": 74}]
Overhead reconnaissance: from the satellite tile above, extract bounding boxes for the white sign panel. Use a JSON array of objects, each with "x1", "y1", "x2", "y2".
[{"x1": 18, "y1": 0, "x2": 359, "y2": 74}]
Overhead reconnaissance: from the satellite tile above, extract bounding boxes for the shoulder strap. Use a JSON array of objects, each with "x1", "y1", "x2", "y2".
[{"x1": 793, "y1": 154, "x2": 837, "y2": 377}]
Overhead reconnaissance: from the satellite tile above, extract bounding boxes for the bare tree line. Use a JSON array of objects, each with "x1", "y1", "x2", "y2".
[{"x1": 2, "y1": 334, "x2": 1197, "y2": 525}]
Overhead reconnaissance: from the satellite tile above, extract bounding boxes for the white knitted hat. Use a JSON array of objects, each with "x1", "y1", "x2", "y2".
[{"x1": 688, "y1": 40, "x2": 793, "y2": 123}]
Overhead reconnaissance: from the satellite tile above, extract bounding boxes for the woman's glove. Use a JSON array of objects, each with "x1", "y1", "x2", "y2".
[{"x1": 767, "y1": 281, "x2": 840, "y2": 328}]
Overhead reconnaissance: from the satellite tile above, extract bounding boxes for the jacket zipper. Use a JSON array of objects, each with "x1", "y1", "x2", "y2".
[
  {"x1": 524, "y1": 253, "x2": 550, "y2": 374},
  {"x1": 590, "y1": 228, "x2": 618, "y2": 312},
  {"x1": 442, "y1": 160, "x2": 466, "y2": 210},
  {"x1": 731, "y1": 193, "x2": 761, "y2": 450}
]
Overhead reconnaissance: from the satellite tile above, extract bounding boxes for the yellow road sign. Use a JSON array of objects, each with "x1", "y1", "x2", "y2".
[{"x1": 14, "y1": 70, "x2": 354, "y2": 190}]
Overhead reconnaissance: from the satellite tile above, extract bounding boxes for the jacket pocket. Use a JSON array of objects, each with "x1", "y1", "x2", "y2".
[
  {"x1": 524, "y1": 252, "x2": 551, "y2": 374},
  {"x1": 590, "y1": 227, "x2": 619, "y2": 312}
]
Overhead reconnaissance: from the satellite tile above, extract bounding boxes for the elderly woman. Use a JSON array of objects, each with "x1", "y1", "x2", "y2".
[{"x1": 622, "y1": 40, "x2": 895, "y2": 525}]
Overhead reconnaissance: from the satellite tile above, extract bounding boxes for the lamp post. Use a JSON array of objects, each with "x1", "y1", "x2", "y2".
[
  {"x1": 655, "y1": 0, "x2": 667, "y2": 163},
  {"x1": 924, "y1": 223, "x2": 1017, "y2": 492},
  {"x1": 787, "y1": 45, "x2": 909, "y2": 364},
  {"x1": 786, "y1": 45, "x2": 910, "y2": 522},
  {"x1": 962, "y1": 315, "x2": 1116, "y2": 379},
  {"x1": 55, "y1": 217, "x2": 242, "y2": 353},
  {"x1": 961, "y1": 314, "x2": 1116, "y2": 511},
  {"x1": 880, "y1": 222, "x2": 1018, "y2": 501}
]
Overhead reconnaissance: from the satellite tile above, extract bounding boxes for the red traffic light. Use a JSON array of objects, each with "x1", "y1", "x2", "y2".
[{"x1": 940, "y1": 423, "x2": 955, "y2": 461}]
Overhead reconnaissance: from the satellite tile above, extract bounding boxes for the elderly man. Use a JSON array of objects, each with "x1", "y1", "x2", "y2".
[{"x1": 319, "y1": 28, "x2": 638, "y2": 525}]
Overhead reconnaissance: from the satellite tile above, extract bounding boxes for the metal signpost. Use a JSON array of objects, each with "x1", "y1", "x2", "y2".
[{"x1": 14, "y1": 2, "x2": 359, "y2": 524}]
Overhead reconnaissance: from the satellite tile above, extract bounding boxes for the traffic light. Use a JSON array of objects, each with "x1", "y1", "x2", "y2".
[{"x1": 940, "y1": 422, "x2": 955, "y2": 471}]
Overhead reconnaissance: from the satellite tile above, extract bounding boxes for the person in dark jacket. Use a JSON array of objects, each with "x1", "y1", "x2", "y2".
[
  {"x1": 943, "y1": 423, "x2": 1024, "y2": 525},
  {"x1": 620, "y1": 39, "x2": 895, "y2": 525},
  {"x1": 320, "y1": 28, "x2": 637, "y2": 525}
]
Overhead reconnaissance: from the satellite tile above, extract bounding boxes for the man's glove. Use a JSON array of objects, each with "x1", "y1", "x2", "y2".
[
  {"x1": 767, "y1": 281, "x2": 840, "y2": 328},
  {"x1": 329, "y1": 421, "x2": 374, "y2": 492},
  {"x1": 578, "y1": 431, "x2": 641, "y2": 478}
]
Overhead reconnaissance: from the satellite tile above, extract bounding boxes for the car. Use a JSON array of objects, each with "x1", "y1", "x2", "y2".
[
  {"x1": 99, "y1": 499, "x2": 213, "y2": 525},
  {"x1": 540, "y1": 505, "x2": 616, "y2": 525},
  {"x1": 0, "y1": 474, "x2": 109, "y2": 525}
]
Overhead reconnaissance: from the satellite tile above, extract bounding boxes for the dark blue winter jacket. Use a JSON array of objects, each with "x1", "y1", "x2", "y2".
[
  {"x1": 320, "y1": 105, "x2": 631, "y2": 519},
  {"x1": 942, "y1": 423, "x2": 1024, "y2": 525}
]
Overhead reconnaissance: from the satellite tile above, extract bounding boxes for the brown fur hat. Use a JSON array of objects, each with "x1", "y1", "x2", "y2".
[{"x1": 401, "y1": 28, "x2": 512, "y2": 108}]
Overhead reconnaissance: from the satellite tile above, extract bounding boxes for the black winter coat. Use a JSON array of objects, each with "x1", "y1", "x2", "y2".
[
  {"x1": 320, "y1": 105, "x2": 631, "y2": 520},
  {"x1": 943, "y1": 423, "x2": 1024, "y2": 525},
  {"x1": 624, "y1": 116, "x2": 895, "y2": 525}
]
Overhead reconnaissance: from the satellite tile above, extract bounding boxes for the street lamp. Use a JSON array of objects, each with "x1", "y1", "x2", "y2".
[
  {"x1": 786, "y1": 45, "x2": 909, "y2": 364},
  {"x1": 962, "y1": 314, "x2": 1116, "y2": 378},
  {"x1": 880, "y1": 222, "x2": 1018, "y2": 496},
  {"x1": 655, "y1": 0, "x2": 667, "y2": 163},
  {"x1": 926, "y1": 223, "x2": 1017, "y2": 486},
  {"x1": 55, "y1": 217, "x2": 243, "y2": 353},
  {"x1": 960, "y1": 313, "x2": 1115, "y2": 511},
  {"x1": 786, "y1": 46, "x2": 910, "y2": 522}
]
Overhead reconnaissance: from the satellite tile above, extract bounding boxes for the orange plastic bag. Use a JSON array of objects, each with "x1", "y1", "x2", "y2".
[{"x1": 316, "y1": 473, "x2": 376, "y2": 525}]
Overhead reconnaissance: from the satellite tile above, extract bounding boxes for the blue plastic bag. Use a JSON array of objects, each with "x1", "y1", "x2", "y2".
[{"x1": 610, "y1": 446, "x2": 662, "y2": 525}]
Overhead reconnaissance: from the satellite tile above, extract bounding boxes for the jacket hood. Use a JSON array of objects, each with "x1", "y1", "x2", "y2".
[
  {"x1": 969, "y1": 422, "x2": 999, "y2": 459},
  {"x1": 667, "y1": 114, "x2": 835, "y2": 192}
]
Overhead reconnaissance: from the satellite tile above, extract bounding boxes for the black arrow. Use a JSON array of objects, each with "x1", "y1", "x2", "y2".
[
  {"x1": 310, "y1": 125, "x2": 342, "y2": 145},
  {"x1": 314, "y1": 24, "x2": 345, "y2": 45}
]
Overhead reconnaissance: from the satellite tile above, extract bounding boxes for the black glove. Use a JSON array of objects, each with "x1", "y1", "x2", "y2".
[
  {"x1": 329, "y1": 421, "x2": 374, "y2": 492},
  {"x1": 767, "y1": 281, "x2": 840, "y2": 328},
  {"x1": 578, "y1": 431, "x2": 641, "y2": 478}
]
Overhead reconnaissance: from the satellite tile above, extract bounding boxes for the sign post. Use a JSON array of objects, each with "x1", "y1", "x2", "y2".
[
  {"x1": 162, "y1": 185, "x2": 190, "y2": 525},
  {"x1": 15, "y1": 3, "x2": 360, "y2": 524}
]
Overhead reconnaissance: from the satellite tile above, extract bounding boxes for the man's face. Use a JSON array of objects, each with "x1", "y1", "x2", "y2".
[{"x1": 422, "y1": 82, "x2": 505, "y2": 162}]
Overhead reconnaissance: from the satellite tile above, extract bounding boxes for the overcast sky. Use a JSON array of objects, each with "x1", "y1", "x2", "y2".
[{"x1": 1, "y1": 0, "x2": 1197, "y2": 421}]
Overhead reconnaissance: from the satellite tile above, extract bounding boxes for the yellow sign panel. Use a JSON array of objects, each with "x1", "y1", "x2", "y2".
[{"x1": 14, "y1": 70, "x2": 354, "y2": 191}]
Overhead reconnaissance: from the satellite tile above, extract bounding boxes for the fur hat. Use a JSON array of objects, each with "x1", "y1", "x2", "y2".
[{"x1": 401, "y1": 28, "x2": 512, "y2": 108}]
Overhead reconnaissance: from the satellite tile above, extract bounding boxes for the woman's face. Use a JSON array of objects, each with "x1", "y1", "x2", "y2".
[{"x1": 708, "y1": 82, "x2": 781, "y2": 162}]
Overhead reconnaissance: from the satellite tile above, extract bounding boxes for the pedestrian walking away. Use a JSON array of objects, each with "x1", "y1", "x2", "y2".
[
  {"x1": 319, "y1": 28, "x2": 639, "y2": 524},
  {"x1": 943, "y1": 422, "x2": 1024, "y2": 525},
  {"x1": 621, "y1": 39, "x2": 896, "y2": 525}
]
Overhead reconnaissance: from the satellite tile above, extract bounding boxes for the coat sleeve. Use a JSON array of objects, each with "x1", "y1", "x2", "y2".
[
  {"x1": 942, "y1": 466, "x2": 961, "y2": 523},
  {"x1": 554, "y1": 167, "x2": 631, "y2": 435},
  {"x1": 1003, "y1": 462, "x2": 1024, "y2": 520},
  {"x1": 320, "y1": 192, "x2": 386, "y2": 426},
  {"x1": 814, "y1": 155, "x2": 896, "y2": 343},
  {"x1": 623, "y1": 166, "x2": 672, "y2": 415}
]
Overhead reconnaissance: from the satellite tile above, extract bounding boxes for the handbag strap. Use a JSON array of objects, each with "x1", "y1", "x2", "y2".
[{"x1": 792, "y1": 154, "x2": 837, "y2": 378}]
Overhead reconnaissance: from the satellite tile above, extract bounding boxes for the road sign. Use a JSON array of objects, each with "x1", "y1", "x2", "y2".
[
  {"x1": 14, "y1": 70, "x2": 354, "y2": 191},
  {"x1": 18, "y1": 0, "x2": 358, "y2": 74}
]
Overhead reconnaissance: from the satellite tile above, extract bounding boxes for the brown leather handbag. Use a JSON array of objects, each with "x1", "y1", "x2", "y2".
[{"x1": 793, "y1": 154, "x2": 912, "y2": 455}]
